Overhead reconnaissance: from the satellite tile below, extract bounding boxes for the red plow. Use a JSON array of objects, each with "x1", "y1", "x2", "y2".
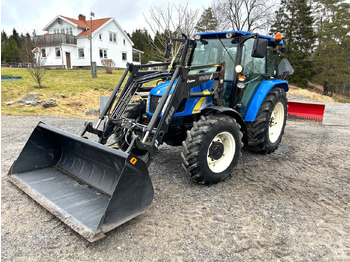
[{"x1": 287, "y1": 101, "x2": 325, "y2": 123}]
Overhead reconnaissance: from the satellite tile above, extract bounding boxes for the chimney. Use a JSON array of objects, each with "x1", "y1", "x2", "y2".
[{"x1": 78, "y1": 14, "x2": 86, "y2": 21}]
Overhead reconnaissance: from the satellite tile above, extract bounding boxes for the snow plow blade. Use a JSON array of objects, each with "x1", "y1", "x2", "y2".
[
  {"x1": 287, "y1": 101, "x2": 325, "y2": 123},
  {"x1": 7, "y1": 122, "x2": 154, "y2": 242}
]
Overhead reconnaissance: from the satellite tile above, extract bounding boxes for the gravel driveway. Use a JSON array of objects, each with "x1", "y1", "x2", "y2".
[{"x1": 2, "y1": 102, "x2": 350, "y2": 261}]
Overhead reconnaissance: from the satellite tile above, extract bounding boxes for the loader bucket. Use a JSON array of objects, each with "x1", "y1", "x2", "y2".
[
  {"x1": 287, "y1": 101, "x2": 325, "y2": 123},
  {"x1": 8, "y1": 122, "x2": 154, "y2": 242}
]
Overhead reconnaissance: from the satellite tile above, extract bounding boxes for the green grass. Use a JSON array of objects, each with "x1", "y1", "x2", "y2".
[{"x1": 1, "y1": 68, "x2": 129, "y2": 117}]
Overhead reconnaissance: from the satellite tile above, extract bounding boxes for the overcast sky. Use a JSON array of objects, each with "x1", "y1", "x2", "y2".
[{"x1": 1, "y1": 0, "x2": 213, "y2": 36}]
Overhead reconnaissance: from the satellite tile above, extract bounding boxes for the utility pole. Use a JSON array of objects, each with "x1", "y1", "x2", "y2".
[{"x1": 90, "y1": 11, "x2": 97, "y2": 78}]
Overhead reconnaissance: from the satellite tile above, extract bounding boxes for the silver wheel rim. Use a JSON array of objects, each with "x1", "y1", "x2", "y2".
[
  {"x1": 269, "y1": 102, "x2": 284, "y2": 143},
  {"x1": 207, "y1": 131, "x2": 235, "y2": 173}
]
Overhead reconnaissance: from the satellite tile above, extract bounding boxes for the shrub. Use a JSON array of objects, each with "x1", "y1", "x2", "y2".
[{"x1": 101, "y1": 59, "x2": 116, "y2": 74}]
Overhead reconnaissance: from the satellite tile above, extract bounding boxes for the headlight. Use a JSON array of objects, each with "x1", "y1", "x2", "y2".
[
  {"x1": 235, "y1": 65, "x2": 243, "y2": 73},
  {"x1": 237, "y1": 82, "x2": 246, "y2": 89}
]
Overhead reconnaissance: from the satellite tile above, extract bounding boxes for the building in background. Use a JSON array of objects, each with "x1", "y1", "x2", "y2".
[{"x1": 34, "y1": 14, "x2": 140, "y2": 69}]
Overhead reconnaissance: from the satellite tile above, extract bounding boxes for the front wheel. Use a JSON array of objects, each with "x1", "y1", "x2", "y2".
[
  {"x1": 181, "y1": 114, "x2": 243, "y2": 185},
  {"x1": 247, "y1": 87, "x2": 287, "y2": 154}
]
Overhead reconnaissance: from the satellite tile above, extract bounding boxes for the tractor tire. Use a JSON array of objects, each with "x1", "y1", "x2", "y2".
[
  {"x1": 115, "y1": 100, "x2": 147, "y2": 155},
  {"x1": 246, "y1": 87, "x2": 287, "y2": 154},
  {"x1": 181, "y1": 114, "x2": 243, "y2": 185}
]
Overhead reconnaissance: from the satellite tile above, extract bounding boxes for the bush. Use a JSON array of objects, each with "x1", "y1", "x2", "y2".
[{"x1": 101, "y1": 59, "x2": 116, "y2": 74}]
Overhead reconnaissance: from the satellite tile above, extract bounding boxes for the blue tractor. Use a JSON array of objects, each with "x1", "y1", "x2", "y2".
[
  {"x1": 8, "y1": 31, "x2": 293, "y2": 241},
  {"x1": 110, "y1": 31, "x2": 292, "y2": 183}
]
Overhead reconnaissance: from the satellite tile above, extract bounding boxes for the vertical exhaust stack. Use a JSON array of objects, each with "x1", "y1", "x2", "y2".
[{"x1": 8, "y1": 122, "x2": 154, "y2": 242}]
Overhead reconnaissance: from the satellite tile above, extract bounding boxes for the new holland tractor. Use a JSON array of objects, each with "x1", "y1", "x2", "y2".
[{"x1": 8, "y1": 31, "x2": 293, "y2": 241}]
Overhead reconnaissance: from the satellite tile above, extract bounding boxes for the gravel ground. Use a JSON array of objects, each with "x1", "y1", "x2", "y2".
[{"x1": 2, "y1": 101, "x2": 350, "y2": 261}]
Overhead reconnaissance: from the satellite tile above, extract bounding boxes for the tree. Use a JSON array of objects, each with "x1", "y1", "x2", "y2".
[
  {"x1": 2, "y1": 38, "x2": 20, "y2": 63},
  {"x1": 312, "y1": 0, "x2": 350, "y2": 96},
  {"x1": 143, "y1": 2, "x2": 200, "y2": 60},
  {"x1": 1, "y1": 31, "x2": 8, "y2": 63},
  {"x1": 11, "y1": 28, "x2": 21, "y2": 48},
  {"x1": 270, "y1": 0, "x2": 315, "y2": 88},
  {"x1": 195, "y1": 8, "x2": 218, "y2": 32},
  {"x1": 130, "y1": 29, "x2": 155, "y2": 63},
  {"x1": 211, "y1": 0, "x2": 277, "y2": 32},
  {"x1": 21, "y1": 37, "x2": 47, "y2": 88}
]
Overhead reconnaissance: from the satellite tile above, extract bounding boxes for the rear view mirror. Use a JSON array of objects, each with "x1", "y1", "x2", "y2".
[
  {"x1": 164, "y1": 42, "x2": 172, "y2": 59},
  {"x1": 278, "y1": 58, "x2": 294, "y2": 75},
  {"x1": 278, "y1": 58, "x2": 294, "y2": 80},
  {"x1": 252, "y1": 37, "x2": 268, "y2": 58}
]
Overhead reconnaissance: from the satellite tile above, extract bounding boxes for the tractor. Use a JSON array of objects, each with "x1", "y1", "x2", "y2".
[{"x1": 8, "y1": 31, "x2": 293, "y2": 241}]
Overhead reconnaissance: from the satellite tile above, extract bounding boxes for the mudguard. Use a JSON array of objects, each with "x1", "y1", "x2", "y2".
[{"x1": 244, "y1": 80, "x2": 288, "y2": 122}]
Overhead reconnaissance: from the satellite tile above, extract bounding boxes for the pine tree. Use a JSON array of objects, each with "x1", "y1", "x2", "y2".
[
  {"x1": 130, "y1": 29, "x2": 155, "y2": 64},
  {"x1": 195, "y1": 8, "x2": 218, "y2": 32},
  {"x1": 270, "y1": 0, "x2": 315, "y2": 88},
  {"x1": 313, "y1": 0, "x2": 350, "y2": 96}
]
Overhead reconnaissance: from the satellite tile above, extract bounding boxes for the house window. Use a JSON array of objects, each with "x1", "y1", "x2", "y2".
[
  {"x1": 123, "y1": 39, "x2": 126, "y2": 45},
  {"x1": 99, "y1": 33, "x2": 102, "y2": 40},
  {"x1": 69, "y1": 28, "x2": 73, "y2": 35},
  {"x1": 41, "y1": 48, "x2": 46, "y2": 57},
  {"x1": 61, "y1": 28, "x2": 65, "y2": 34},
  {"x1": 56, "y1": 48, "x2": 61, "y2": 57},
  {"x1": 109, "y1": 32, "x2": 117, "y2": 43},
  {"x1": 78, "y1": 48, "x2": 84, "y2": 58},
  {"x1": 99, "y1": 49, "x2": 107, "y2": 59},
  {"x1": 122, "y1": 52, "x2": 127, "y2": 61}
]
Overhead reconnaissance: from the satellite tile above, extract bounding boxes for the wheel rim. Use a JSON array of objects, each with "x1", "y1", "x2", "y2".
[
  {"x1": 207, "y1": 131, "x2": 235, "y2": 173},
  {"x1": 269, "y1": 102, "x2": 285, "y2": 143}
]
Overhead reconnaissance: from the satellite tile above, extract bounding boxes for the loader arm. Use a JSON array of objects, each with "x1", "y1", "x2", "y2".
[{"x1": 140, "y1": 62, "x2": 226, "y2": 155}]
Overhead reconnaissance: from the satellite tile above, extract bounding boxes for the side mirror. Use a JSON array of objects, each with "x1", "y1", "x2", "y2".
[
  {"x1": 278, "y1": 58, "x2": 294, "y2": 80},
  {"x1": 252, "y1": 36, "x2": 268, "y2": 58},
  {"x1": 164, "y1": 42, "x2": 172, "y2": 59}
]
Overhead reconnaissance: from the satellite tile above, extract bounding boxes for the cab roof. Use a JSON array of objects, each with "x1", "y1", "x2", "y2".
[{"x1": 196, "y1": 31, "x2": 276, "y2": 42}]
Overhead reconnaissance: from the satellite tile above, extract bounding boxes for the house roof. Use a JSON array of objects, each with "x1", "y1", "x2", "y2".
[
  {"x1": 60, "y1": 16, "x2": 111, "y2": 37},
  {"x1": 42, "y1": 14, "x2": 134, "y2": 46}
]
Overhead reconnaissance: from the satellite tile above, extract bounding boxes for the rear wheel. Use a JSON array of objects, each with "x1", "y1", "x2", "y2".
[
  {"x1": 181, "y1": 114, "x2": 243, "y2": 184},
  {"x1": 247, "y1": 87, "x2": 287, "y2": 154}
]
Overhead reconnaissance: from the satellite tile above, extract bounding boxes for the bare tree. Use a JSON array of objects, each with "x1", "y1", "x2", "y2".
[
  {"x1": 211, "y1": 0, "x2": 277, "y2": 33},
  {"x1": 21, "y1": 37, "x2": 48, "y2": 88},
  {"x1": 143, "y1": 2, "x2": 200, "y2": 61}
]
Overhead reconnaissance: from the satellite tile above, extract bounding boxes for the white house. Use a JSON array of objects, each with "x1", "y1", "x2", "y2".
[{"x1": 34, "y1": 14, "x2": 140, "y2": 69}]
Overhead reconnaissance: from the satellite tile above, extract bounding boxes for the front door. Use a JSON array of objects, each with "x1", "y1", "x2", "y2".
[{"x1": 65, "y1": 52, "x2": 71, "y2": 69}]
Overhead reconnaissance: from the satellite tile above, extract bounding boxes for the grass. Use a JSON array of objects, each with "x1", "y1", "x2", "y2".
[
  {"x1": 288, "y1": 83, "x2": 350, "y2": 103},
  {"x1": 2, "y1": 68, "x2": 349, "y2": 118},
  {"x1": 1, "y1": 68, "x2": 129, "y2": 118}
]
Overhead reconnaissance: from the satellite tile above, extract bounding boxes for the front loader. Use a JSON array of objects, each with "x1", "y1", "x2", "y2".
[{"x1": 8, "y1": 31, "x2": 294, "y2": 241}]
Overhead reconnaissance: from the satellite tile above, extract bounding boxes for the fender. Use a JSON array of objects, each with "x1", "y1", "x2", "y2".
[
  {"x1": 244, "y1": 79, "x2": 289, "y2": 122},
  {"x1": 201, "y1": 106, "x2": 248, "y2": 146}
]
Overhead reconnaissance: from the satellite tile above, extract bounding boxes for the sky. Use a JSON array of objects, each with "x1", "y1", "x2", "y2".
[{"x1": 1, "y1": 0, "x2": 213, "y2": 36}]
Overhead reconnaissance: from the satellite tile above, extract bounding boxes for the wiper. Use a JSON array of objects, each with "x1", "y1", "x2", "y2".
[{"x1": 216, "y1": 35, "x2": 235, "y2": 65}]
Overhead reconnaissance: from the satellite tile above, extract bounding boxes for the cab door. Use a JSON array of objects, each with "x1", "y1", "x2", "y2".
[{"x1": 239, "y1": 38, "x2": 267, "y2": 117}]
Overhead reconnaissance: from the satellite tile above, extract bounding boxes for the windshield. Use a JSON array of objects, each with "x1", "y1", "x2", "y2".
[{"x1": 190, "y1": 38, "x2": 238, "y2": 80}]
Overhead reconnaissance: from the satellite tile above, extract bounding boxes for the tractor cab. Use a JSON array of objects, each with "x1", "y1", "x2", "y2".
[
  {"x1": 189, "y1": 31, "x2": 286, "y2": 117},
  {"x1": 147, "y1": 31, "x2": 287, "y2": 119}
]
